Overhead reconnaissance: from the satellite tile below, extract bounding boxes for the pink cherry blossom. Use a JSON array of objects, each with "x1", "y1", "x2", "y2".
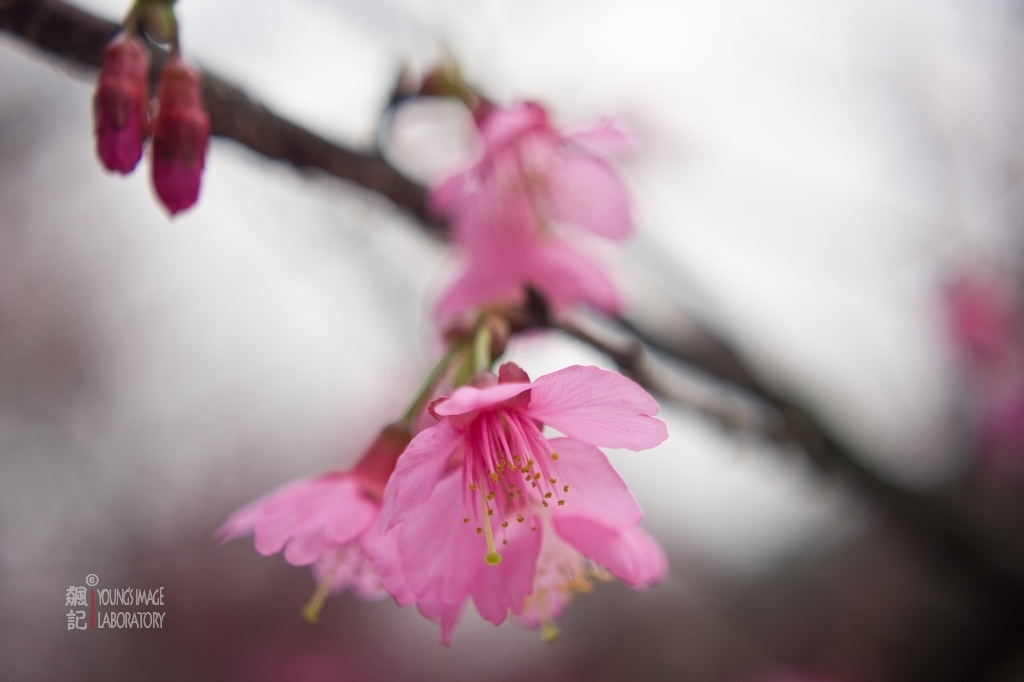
[
  {"x1": 943, "y1": 271, "x2": 1024, "y2": 476},
  {"x1": 217, "y1": 424, "x2": 413, "y2": 605},
  {"x1": 944, "y1": 273, "x2": 1020, "y2": 365},
  {"x1": 430, "y1": 103, "x2": 633, "y2": 325},
  {"x1": 151, "y1": 57, "x2": 210, "y2": 215},
  {"x1": 392, "y1": 438, "x2": 666, "y2": 644},
  {"x1": 380, "y1": 362, "x2": 668, "y2": 643},
  {"x1": 93, "y1": 34, "x2": 150, "y2": 174}
]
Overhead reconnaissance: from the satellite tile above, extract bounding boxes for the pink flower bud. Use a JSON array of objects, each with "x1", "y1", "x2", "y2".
[
  {"x1": 93, "y1": 34, "x2": 150, "y2": 174},
  {"x1": 151, "y1": 58, "x2": 210, "y2": 215}
]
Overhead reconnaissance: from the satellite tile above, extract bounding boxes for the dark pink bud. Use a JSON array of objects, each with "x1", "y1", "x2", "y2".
[
  {"x1": 151, "y1": 58, "x2": 210, "y2": 215},
  {"x1": 93, "y1": 34, "x2": 150, "y2": 174}
]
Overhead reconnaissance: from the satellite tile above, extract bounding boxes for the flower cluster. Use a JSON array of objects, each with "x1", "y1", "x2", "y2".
[
  {"x1": 93, "y1": 1, "x2": 210, "y2": 216},
  {"x1": 219, "y1": 77, "x2": 667, "y2": 643}
]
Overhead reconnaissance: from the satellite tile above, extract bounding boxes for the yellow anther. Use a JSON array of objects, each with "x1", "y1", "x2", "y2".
[
  {"x1": 549, "y1": 478, "x2": 556, "y2": 484},
  {"x1": 501, "y1": 521, "x2": 509, "y2": 528},
  {"x1": 541, "y1": 621, "x2": 560, "y2": 643},
  {"x1": 563, "y1": 485, "x2": 569, "y2": 493},
  {"x1": 551, "y1": 453, "x2": 559, "y2": 460},
  {"x1": 463, "y1": 518, "x2": 469, "y2": 523},
  {"x1": 468, "y1": 484, "x2": 477, "y2": 491},
  {"x1": 487, "y1": 509, "x2": 494, "y2": 516},
  {"x1": 542, "y1": 501, "x2": 549, "y2": 507},
  {"x1": 476, "y1": 527, "x2": 482, "y2": 534},
  {"x1": 557, "y1": 500, "x2": 565, "y2": 506},
  {"x1": 544, "y1": 492, "x2": 552, "y2": 499}
]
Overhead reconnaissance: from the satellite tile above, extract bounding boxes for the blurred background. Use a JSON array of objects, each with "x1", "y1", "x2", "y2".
[{"x1": 3, "y1": 0, "x2": 1024, "y2": 680}]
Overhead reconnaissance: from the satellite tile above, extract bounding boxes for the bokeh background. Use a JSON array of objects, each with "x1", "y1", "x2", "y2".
[{"x1": 2, "y1": 0, "x2": 1024, "y2": 680}]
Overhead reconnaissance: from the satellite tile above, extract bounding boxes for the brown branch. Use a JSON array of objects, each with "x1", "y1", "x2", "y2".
[{"x1": 0, "y1": 0, "x2": 436, "y2": 229}]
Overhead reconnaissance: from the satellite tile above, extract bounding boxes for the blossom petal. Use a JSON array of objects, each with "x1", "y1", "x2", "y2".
[
  {"x1": 452, "y1": 183, "x2": 536, "y2": 258},
  {"x1": 548, "y1": 153, "x2": 631, "y2": 239},
  {"x1": 433, "y1": 382, "x2": 534, "y2": 417},
  {"x1": 546, "y1": 437, "x2": 641, "y2": 527},
  {"x1": 417, "y1": 593, "x2": 465, "y2": 647},
  {"x1": 398, "y1": 472, "x2": 480, "y2": 609},
  {"x1": 380, "y1": 421, "x2": 463, "y2": 531},
  {"x1": 527, "y1": 241, "x2": 620, "y2": 313},
  {"x1": 399, "y1": 472, "x2": 540, "y2": 634},
  {"x1": 480, "y1": 102, "x2": 547, "y2": 156},
  {"x1": 566, "y1": 120, "x2": 633, "y2": 157},
  {"x1": 553, "y1": 517, "x2": 667, "y2": 587},
  {"x1": 471, "y1": 521, "x2": 541, "y2": 624},
  {"x1": 217, "y1": 475, "x2": 377, "y2": 567},
  {"x1": 312, "y1": 543, "x2": 387, "y2": 601},
  {"x1": 435, "y1": 258, "x2": 523, "y2": 325},
  {"x1": 428, "y1": 170, "x2": 468, "y2": 218},
  {"x1": 528, "y1": 365, "x2": 667, "y2": 450},
  {"x1": 358, "y1": 528, "x2": 416, "y2": 606}
]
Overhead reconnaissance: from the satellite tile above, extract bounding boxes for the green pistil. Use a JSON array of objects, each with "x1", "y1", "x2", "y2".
[
  {"x1": 541, "y1": 621, "x2": 560, "y2": 643},
  {"x1": 481, "y1": 495, "x2": 502, "y2": 565},
  {"x1": 301, "y1": 573, "x2": 334, "y2": 624}
]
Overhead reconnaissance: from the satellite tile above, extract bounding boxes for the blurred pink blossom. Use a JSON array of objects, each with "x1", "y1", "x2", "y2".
[
  {"x1": 944, "y1": 271, "x2": 1024, "y2": 476},
  {"x1": 944, "y1": 273, "x2": 1020, "y2": 365},
  {"x1": 380, "y1": 362, "x2": 667, "y2": 643},
  {"x1": 217, "y1": 424, "x2": 414, "y2": 605},
  {"x1": 430, "y1": 103, "x2": 633, "y2": 325}
]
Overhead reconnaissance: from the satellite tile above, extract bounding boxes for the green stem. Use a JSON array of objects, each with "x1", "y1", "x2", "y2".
[
  {"x1": 400, "y1": 341, "x2": 466, "y2": 425},
  {"x1": 473, "y1": 320, "x2": 492, "y2": 373}
]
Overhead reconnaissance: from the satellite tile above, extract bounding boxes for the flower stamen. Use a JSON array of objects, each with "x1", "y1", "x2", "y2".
[
  {"x1": 302, "y1": 557, "x2": 338, "y2": 624},
  {"x1": 481, "y1": 494, "x2": 502, "y2": 565}
]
